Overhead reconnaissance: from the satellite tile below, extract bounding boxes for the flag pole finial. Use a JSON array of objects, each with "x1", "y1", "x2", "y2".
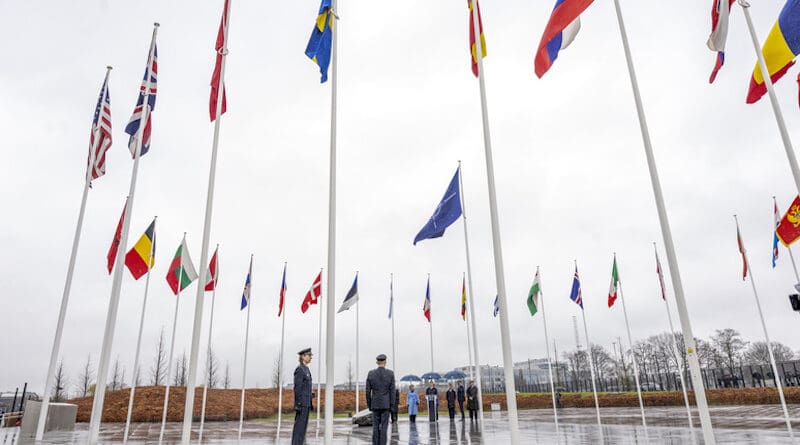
[
  {"x1": 106, "y1": 66, "x2": 113, "y2": 71},
  {"x1": 154, "y1": 22, "x2": 161, "y2": 27}
]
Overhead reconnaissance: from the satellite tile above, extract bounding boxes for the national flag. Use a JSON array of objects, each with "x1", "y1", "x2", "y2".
[
  {"x1": 205, "y1": 247, "x2": 219, "y2": 291},
  {"x1": 125, "y1": 44, "x2": 158, "y2": 157},
  {"x1": 707, "y1": 0, "x2": 736, "y2": 83},
  {"x1": 460, "y1": 276, "x2": 467, "y2": 321},
  {"x1": 210, "y1": 0, "x2": 229, "y2": 122},
  {"x1": 241, "y1": 256, "x2": 252, "y2": 310},
  {"x1": 468, "y1": 0, "x2": 487, "y2": 77},
  {"x1": 388, "y1": 277, "x2": 394, "y2": 319},
  {"x1": 774, "y1": 198, "x2": 781, "y2": 268},
  {"x1": 88, "y1": 73, "x2": 112, "y2": 184},
  {"x1": 305, "y1": 0, "x2": 333, "y2": 83},
  {"x1": 527, "y1": 269, "x2": 541, "y2": 317},
  {"x1": 569, "y1": 265, "x2": 583, "y2": 309},
  {"x1": 166, "y1": 236, "x2": 199, "y2": 295},
  {"x1": 106, "y1": 199, "x2": 127, "y2": 274},
  {"x1": 301, "y1": 271, "x2": 322, "y2": 314},
  {"x1": 608, "y1": 256, "x2": 619, "y2": 308},
  {"x1": 777, "y1": 196, "x2": 800, "y2": 245},
  {"x1": 736, "y1": 222, "x2": 748, "y2": 281},
  {"x1": 534, "y1": 0, "x2": 595, "y2": 78},
  {"x1": 493, "y1": 294, "x2": 499, "y2": 317},
  {"x1": 124, "y1": 219, "x2": 156, "y2": 280},
  {"x1": 423, "y1": 277, "x2": 431, "y2": 322},
  {"x1": 746, "y1": 0, "x2": 800, "y2": 104},
  {"x1": 655, "y1": 247, "x2": 667, "y2": 300},
  {"x1": 414, "y1": 167, "x2": 463, "y2": 245},
  {"x1": 278, "y1": 263, "x2": 287, "y2": 317},
  {"x1": 337, "y1": 273, "x2": 359, "y2": 313}
]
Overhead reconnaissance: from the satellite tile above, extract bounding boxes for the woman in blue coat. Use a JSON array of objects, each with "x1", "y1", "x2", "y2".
[{"x1": 406, "y1": 383, "x2": 420, "y2": 422}]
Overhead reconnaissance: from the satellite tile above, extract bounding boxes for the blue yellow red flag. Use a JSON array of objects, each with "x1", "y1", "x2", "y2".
[{"x1": 746, "y1": 0, "x2": 800, "y2": 104}]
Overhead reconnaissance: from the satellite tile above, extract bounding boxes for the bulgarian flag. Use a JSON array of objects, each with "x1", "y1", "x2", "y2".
[
  {"x1": 166, "y1": 235, "x2": 199, "y2": 295},
  {"x1": 608, "y1": 256, "x2": 619, "y2": 308},
  {"x1": 527, "y1": 268, "x2": 541, "y2": 316}
]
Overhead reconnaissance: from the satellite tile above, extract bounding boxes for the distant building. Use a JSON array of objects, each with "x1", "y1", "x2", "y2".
[{"x1": 453, "y1": 358, "x2": 568, "y2": 393}]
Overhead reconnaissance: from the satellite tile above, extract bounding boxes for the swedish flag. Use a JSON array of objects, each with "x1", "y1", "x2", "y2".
[{"x1": 305, "y1": 0, "x2": 333, "y2": 83}]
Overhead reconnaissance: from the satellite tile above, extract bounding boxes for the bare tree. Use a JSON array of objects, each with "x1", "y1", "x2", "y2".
[
  {"x1": 206, "y1": 348, "x2": 219, "y2": 389},
  {"x1": 590, "y1": 344, "x2": 613, "y2": 380},
  {"x1": 563, "y1": 349, "x2": 589, "y2": 382},
  {"x1": 110, "y1": 356, "x2": 124, "y2": 390},
  {"x1": 151, "y1": 327, "x2": 167, "y2": 386},
  {"x1": 173, "y1": 351, "x2": 188, "y2": 387},
  {"x1": 345, "y1": 360, "x2": 355, "y2": 390},
  {"x1": 272, "y1": 355, "x2": 283, "y2": 388},
  {"x1": 744, "y1": 341, "x2": 795, "y2": 366},
  {"x1": 76, "y1": 355, "x2": 94, "y2": 398},
  {"x1": 52, "y1": 359, "x2": 68, "y2": 402},
  {"x1": 711, "y1": 328, "x2": 748, "y2": 372},
  {"x1": 223, "y1": 362, "x2": 231, "y2": 389}
]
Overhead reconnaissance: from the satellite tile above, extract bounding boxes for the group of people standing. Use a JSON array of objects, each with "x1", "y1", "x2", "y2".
[{"x1": 405, "y1": 380, "x2": 479, "y2": 423}]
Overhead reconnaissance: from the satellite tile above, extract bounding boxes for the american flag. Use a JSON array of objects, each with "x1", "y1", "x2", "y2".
[
  {"x1": 88, "y1": 73, "x2": 112, "y2": 183},
  {"x1": 125, "y1": 45, "x2": 158, "y2": 158},
  {"x1": 569, "y1": 265, "x2": 583, "y2": 309}
]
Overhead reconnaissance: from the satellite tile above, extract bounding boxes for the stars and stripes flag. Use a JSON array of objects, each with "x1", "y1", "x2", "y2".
[
  {"x1": 125, "y1": 43, "x2": 158, "y2": 158},
  {"x1": 106, "y1": 199, "x2": 127, "y2": 274},
  {"x1": 737, "y1": 221, "x2": 748, "y2": 280},
  {"x1": 278, "y1": 263, "x2": 287, "y2": 317},
  {"x1": 88, "y1": 72, "x2": 112, "y2": 184},
  {"x1": 774, "y1": 197, "x2": 781, "y2": 268},
  {"x1": 423, "y1": 277, "x2": 432, "y2": 322},
  {"x1": 655, "y1": 246, "x2": 667, "y2": 300},
  {"x1": 301, "y1": 271, "x2": 322, "y2": 314},
  {"x1": 569, "y1": 264, "x2": 583, "y2": 309},
  {"x1": 204, "y1": 247, "x2": 219, "y2": 291},
  {"x1": 241, "y1": 256, "x2": 253, "y2": 310},
  {"x1": 210, "y1": 0, "x2": 229, "y2": 122},
  {"x1": 707, "y1": 0, "x2": 735, "y2": 83}
]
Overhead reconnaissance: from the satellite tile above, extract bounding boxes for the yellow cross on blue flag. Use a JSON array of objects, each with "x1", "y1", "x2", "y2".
[{"x1": 305, "y1": 0, "x2": 333, "y2": 83}]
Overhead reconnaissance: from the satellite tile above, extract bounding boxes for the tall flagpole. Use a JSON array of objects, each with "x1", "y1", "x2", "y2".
[
  {"x1": 316, "y1": 282, "x2": 324, "y2": 429},
  {"x1": 611, "y1": 1, "x2": 715, "y2": 442},
  {"x1": 457, "y1": 162, "x2": 483, "y2": 422},
  {"x1": 276, "y1": 262, "x2": 287, "y2": 437},
  {"x1": 536, "y1": 267, "x2": 559, "y2": 440},
  {"x1": 464, "y1": 284, "x2": 475, "y2": 381},
  {"x1": 238, "y1": 255, "x2": 253, "y2": 440},
  {"x1": 468, "y1": 2, "x2": 518, "y2": 438},
  {"x1": 36, "y1": 65, "x2": 112, "y2": 442},
  {"x1": 580, "y1": 306, "x2": 603, "y2": 442},
  {"x1": 390, "y1": 273, "x2": 397, "y2": 377},
  {"x1": 181, "y1": 0, "x2": 233, "y2": 440},
  {"x1": 159, "y1": 253, "x2": 185, "y2": 444},
  {"x1": 89, "y1": 25, "x2": 159, "y2": 444},
  {"x1": 615, "y1": 257, "x2": 649, "y2": 439},
  {"x1": 355, "y1": 293, "x2": 360, "y2": 413},
  {"x1": 123, "y1": 217, "x2": 157, "y2": 443},
  {"x1": 198, "y1": 245, "x2": 220, "y2": 443},
  {"x1": 428, "y1": 274, "x2": 435, "y2": 372},
  {"x1": 735, "y1": 216, "x2": 794, "y2": 439}
]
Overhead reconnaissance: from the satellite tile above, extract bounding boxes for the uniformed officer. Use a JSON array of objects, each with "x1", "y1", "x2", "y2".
[
  {"x1": 365, "y1": 354, "x2": 395, "y2": 445},
  {"x1": 291, "y1": 348, "x2": 313, "y2": 445}
]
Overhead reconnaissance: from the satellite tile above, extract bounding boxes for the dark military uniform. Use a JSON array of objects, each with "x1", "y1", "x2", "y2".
[
  {"x1": 292, "y1": 349, "x2": 313, "y2": 445},
  {"x1": 456, "y1": 383, "x2": 466, "y2": 419},
  {"x1": 446, "y1": 387, "x2": 456, "y2": 419},
  {"x1": 365, "y1": 355, "x2": 395, "y2": 445},
  {"x1": 390, "y1": 388, "x2": 400, "y2": 423}
]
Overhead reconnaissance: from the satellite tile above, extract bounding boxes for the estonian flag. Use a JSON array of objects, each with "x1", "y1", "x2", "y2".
[{"x1": 337, "y1": 273, "x2": 359, "y2": 313}]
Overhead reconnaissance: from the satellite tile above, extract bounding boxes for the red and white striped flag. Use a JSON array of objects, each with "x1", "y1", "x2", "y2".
[
  {"x1": 88, "y1": 71, "x2": 112, "y2": 184},
  {"x1": 209, "y1": 0, "x2": 229, "y2": 122},
  {"x1": 204, "y1": 247, "x2": 219, "y2": 291}
]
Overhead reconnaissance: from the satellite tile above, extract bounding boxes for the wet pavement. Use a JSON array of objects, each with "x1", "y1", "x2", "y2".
[{"x1": 2, "y1": 405, "x2": 797, "y2": 444}]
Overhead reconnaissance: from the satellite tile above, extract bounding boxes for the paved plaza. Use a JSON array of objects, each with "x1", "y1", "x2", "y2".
[{"x1": 2, "y1": 405, "x2": 797, "y2": 444}]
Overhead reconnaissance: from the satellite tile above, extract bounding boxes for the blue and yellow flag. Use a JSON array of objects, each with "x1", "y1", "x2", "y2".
[{"x1": 305, "y1": 0, "x2": 333, "y2": 83}]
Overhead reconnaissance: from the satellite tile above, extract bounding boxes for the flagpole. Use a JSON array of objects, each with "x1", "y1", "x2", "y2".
[
  {"x1": 123, "y1": 217, "x2": 157, "y2": 443},
  {"x1": 735, "y1": 215, "x2": 794, "y2": 439},
  {"x1": 655, "y1": 244, "x2": 696, "y2": 442},
  {"x1": 159, "y1": 255, "x2": 185, "y2": 443},
  {"x1": 276, "y1": 262, "x2": 287, "y2": 438},
  {"x1": 89, "y1": 25, "x2": 158, "y2": 443},
  {"x1": 36, "y1": 65, "x2": 112, "y2": 442},
  {"x1": 428, "y1": 274, "x2": 435, "y2": 372},
  {"x1": 536, "y1": 267, "x2": 559, "y2": 440},
  {"x1": 739, "y1": 1, "x2": 800, "y2": 194},
  {"x1": 238, "y1": 255, "x2": 253, "y2": 440},
  {"x1": 316, "y1": 274, "x2": 324, "y2": 430},
  {"x1": 615, "y1": 257, "x2": 649, "y2": 440},
  {"x1": 457, "y1": 161, "x2": 484, "y2": 422},
  {"x1": 355, "y1": 288, "x2": 360, "y2": 414},
  {"x1": 580, "y1": 307, "x2": 603, "y2": 441},
  {"x1": 198, "y1": 244, "x2": 219, "y2": 443},
  {"x1": 464, "y1": 289, "x2": 475, "y2": 381},
  {"x1": 468, "y1": 2, "x2": 518, "y2": 438},
  {"x1": 390, "y1": 273, "x2": 397, "y2": 378},
  {"x1": 611, "y1": 1, "x2": 715, "y2": 442},
  {"x1": 181, "y1": 0, "x2": 233, "y2": 439}
]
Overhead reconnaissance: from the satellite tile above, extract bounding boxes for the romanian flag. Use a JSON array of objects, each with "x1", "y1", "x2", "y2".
[
  {"x1": 124, "y1": 219, "x2": 156, "y2": 280},
  {"x1": 460, "y1": 276, "x2": 467, "y2": 320},
  {"x1": 305, "y1": 0, "x2": 333, "y2": 83},
  {"x1": 534, "y1": 0, "x2": 595, "y2": 78},
  {"x1": 468, "y1": 0, "x2": 487, "y2": 77},
  {"x1": 746, "y1": 0, "x2": 800, "y2": 104},
  {"x1": 777, "y1": 195, "x2": 800, "y2": 246}
]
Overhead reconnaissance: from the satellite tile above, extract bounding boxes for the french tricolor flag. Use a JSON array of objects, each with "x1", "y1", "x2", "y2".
[{"x1": 534, "y1": 0, "x2": 595, "y2": 78}]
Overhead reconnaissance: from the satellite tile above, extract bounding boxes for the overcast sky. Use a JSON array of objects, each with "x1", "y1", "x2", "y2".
[{"x1": 3, "y1": 0, "x2": 800, "y2": 395}]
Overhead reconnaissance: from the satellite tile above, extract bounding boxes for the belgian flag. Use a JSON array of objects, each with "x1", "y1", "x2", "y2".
[{"x1": 125, "y1": 219, "x2": 156, "y2": 280}]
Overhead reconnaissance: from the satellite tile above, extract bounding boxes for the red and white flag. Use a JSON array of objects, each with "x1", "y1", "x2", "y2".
[
  {"x1": 707, "y1": 0, "x2": 735, "y2": 83},
  {"x1": 301, "y1": 271, "x2": 322, "y2": 314},
  {"x1": 655, "y1": 247, "x2": 667, "y2": 300},
  {"x1": 736, "y1": 222, "x2": 748, "y2": 280},
  {"x1": 205, "y1": 247, "x2": 219, "y2": 291},
  {"x1": 106, "y1": 199, "x2": 127, "y2": 274},
  {"x1": 209, "y1": 0, "x2": 229, "y2": 122},
  {"x1": 278, "y1": 263, "x2": 287, "y2": 317}
]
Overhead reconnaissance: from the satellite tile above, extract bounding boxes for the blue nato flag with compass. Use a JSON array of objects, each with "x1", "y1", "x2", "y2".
[{"x1": 413, "y1": 167, "x2": 463, "y2": 245}]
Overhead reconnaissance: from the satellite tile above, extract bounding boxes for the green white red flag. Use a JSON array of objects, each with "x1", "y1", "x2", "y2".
[{"x1": 608, "y1": 256, "x2": 619, "y2": 307}]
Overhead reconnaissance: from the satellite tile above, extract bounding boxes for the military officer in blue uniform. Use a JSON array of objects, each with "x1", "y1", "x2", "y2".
[
  {"x1": 292, "y1": 347, "x2": 313, "y2": 445},
  {"x1": 365, "y1": 354, "x2": 395, "y2": 445}
]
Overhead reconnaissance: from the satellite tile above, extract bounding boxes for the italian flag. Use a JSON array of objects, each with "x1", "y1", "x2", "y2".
[
  {"x1": 166, "y1": 236, "x2": 198, "y2": 295},
  {"x1": 608, "y1": 256, "x2": 619, "y2": 308},
  {"x1": 527, "y1": 270, "x2": 541, "y2": 317}
]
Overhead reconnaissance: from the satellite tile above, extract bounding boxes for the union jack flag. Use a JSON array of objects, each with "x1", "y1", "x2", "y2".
[
  {"x1": 125, "y1": 45, "x2": 158, "y2": 158},
  {"x1": 569, "y1": 265, "x2": 583, "y2": 309},
  {"x1": 88, "y1": 72, "x2": 112, "y2": 184}
]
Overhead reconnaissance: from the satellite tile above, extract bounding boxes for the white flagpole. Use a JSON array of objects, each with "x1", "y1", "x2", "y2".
[
  {"x1": 181, "y1": 0, "x2": 233, "y2": 440},
  {"x1": 468, "y1": 2, "x2": 517, "y2": 438},
  {"x1": 355, "y1": 293, "x2": 360, "y2": 413},
  {"x1": 611, "y1": 1, "x2": 715, "y2": 442},
  {"x1": 316, "y1": 282, "x2": 324, "y2": 430},
  {"x1": 735, "y1": 216, "x2": 794, "y2": 439},
  {"x1": 198, "y1": 245, "x2": 219, "y2": 443},
  {"x1": 580, "y1": 307, "x2": 603, "y2": 441},
  {"x1": 536, "y1": 267, "x2": 559, "y2": 440},
  {"x1": 123, "y1": 217, "x2": 157, "y2": 443},
  {"x1": 36, "y1": 65, "x2": 112, "y2": 442},
  {"x1": 655, "y1": 244, "x2": 695, "y2": 442},
  {"x1": 464, "y1": 288, "x2": 475, "y2": 381},
  {"x1": 428, "y1": 274, "x2": 435, "y2": 372},
  {"x1": 159, "y1": 250, "x2": 185, "y2": 444},
  {"x1": 457, "y1": 162, "x2": 483, "y2": 422},
  {"x1": 615, "y1": 257, "x2": 649, "y2": 440},
  {"x1": 276, "y1": 262, "x2": 287, "y2": 438},
  {"x1": 238, "y1": 255, "x2": 253, "y2": 440},
  {"x1": 390, "y1": 273, "x2": 397, "y2": 377},
  {"x1": 89, "y1": 24, "x2": 158, "y2": 443}
]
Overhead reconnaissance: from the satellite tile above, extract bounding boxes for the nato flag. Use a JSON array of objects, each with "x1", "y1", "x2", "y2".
[{"x1": 413, "y1": 167, "x2": 463, "y2": 245}]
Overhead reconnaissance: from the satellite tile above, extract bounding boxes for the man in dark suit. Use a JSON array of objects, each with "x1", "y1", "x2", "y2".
[
  {"x1": 292, "y1": 348, "x2": 313, "y2": 445},
  {"x1": 365, "y1": 354, "x2": 395, "y2": 445},
  {"x1": 456, "y1": 381, "x2": 466, "y2": 420}
]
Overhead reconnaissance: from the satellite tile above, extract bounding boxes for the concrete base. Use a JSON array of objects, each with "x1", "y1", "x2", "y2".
[{"x1": 19, "y1": 401, "x2": 76, "y2": 439}]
